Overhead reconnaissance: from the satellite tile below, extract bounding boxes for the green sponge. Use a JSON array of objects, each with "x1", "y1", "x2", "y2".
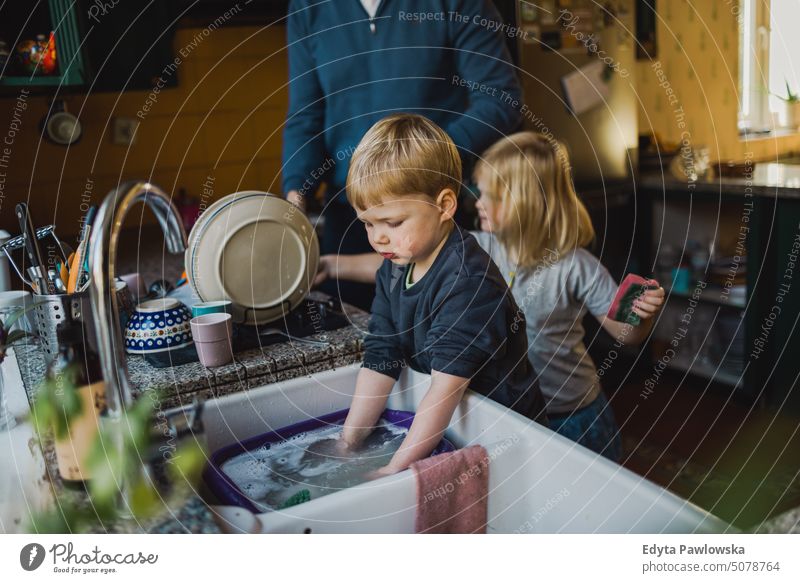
[{"x1": 279, "y1": 489, "x2": 311, "y2": 509}]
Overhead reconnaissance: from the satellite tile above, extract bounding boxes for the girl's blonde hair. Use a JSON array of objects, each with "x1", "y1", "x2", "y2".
[{"x1": 474, "y1": 132, "x2": 594, "y2": 269}]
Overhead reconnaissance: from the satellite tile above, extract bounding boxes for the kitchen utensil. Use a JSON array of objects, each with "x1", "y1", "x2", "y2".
[
  {"x1": 204, "y1": 409, "x2": 455, "y2": 513},
  {"x1": 192, "y1": 300, "x2": 233, "y2": 318},
  {"x1": 190, "y1": 313, "x2": 234, "y2": 367},
  {"x1": 125, "y1": 298, "x2": 192, "y2": 354},
  {"x1": 41, "y1": 100, "x2": 82, "y2": 146},
  {"x1": 258, "y1": 327, "x2": 329, "y2": 348},
  {"x1": 58, "y1": 259, "x2": 68, "y2": 286},
  {"x1": 48, "y1": 268, "x2": 66, "y2": 293},
  {"x1": 32, "y1": 291, "x2": 92, "y2": 364},
  {"x1": 67, "y1": 251, "x2": 81, "y2": 293},
  {"x1": 0, "y1": 230, "x2": 11, "y2": 292},
  {"x1": 33, "y1": 282, "x2": 132, "y2": 364},
  {"x1": 114, "y1": 279, "x2": 134, "y2": 329},
  {"x1": 146, "y1": 279, "x2": 174, "y2": 299},
  {"x1": 70, "y1": 205, "x2": 96, "y2": 292},
  {"x1": 119, "y1": 273, "x2": 146, "y2": 301},
  {"x1": 15, "y1": 203, "x2": 53, "y2": 294},
  {"x1": 186, "y1": 191, "x2": 319, "y2": 326},
  {"x1": 1, "y1": 225, "x2": 70, "y2": 293}
]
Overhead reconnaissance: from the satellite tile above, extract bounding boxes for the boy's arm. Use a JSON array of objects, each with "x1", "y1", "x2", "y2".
[
  {"x1": 342, "y1": 368, "x2": 397, "y2": 447},
  {"x1": 381, "y1": 370, "x2": 470, "y2": 474},
  {"x1": 343, "y1": 264, "x2": 406, "y2": 447}
]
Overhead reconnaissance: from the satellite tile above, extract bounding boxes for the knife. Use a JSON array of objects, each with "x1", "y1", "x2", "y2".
[
  {"x1": 15, "y1": 202, "x2": 54, "y2": 294},
  {"x1": 69, "y1": 205, "x2": 97, "y2": 293},
  {"x1": 75, "y1": 205, "x2": 97, "y2": 291}
]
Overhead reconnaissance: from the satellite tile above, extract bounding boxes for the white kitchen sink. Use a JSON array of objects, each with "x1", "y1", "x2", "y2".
[
  {"x1": 0, "y1": 349, "x2": 54, "y2": 533},
  {"x1": 201, "y1": 365, "x2": 732, "y2": 534}
]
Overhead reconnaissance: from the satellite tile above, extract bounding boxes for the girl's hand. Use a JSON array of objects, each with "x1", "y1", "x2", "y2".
[
  {"x1": 313, "y1": 255, "x2": 335, "y2": 287},
  {"x1": 632, "y1": 281, "x2": 665, "y2": 320}
]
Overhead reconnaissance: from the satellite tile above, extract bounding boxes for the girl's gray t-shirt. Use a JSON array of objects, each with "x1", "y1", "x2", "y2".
[{"x1": 472, "y1": 231, "x2": 618, "y2": 414}]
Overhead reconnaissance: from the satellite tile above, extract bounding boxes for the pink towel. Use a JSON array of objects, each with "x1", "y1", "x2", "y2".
[{"x1": 411, "y1": 445, "x2": 489, "y2": 534}]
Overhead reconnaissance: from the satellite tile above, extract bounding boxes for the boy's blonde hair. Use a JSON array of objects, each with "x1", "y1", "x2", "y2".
[
  {"x1": 347, "y1": 114, "x2": 462, "y2": 209},
  {"x1": 474, "y1": 132, "x2": 595, "y2": 269}
]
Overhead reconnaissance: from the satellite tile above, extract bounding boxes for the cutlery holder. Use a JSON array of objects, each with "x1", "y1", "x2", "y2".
[
  {"x1": 32, "y1": 283, "x2": 134, "y2": 365},
  {"x1": 32, "y1": 291, "x2": 93, "y2": 364}
]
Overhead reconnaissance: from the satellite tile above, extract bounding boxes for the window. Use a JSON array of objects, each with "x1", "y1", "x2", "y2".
[{"x1": 739, "y1": 0, "x2": 800, "y2": 133}]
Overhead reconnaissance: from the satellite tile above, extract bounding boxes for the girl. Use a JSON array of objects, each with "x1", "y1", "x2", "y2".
[{"x1": 471, "y1": 132, "x2": 664, "y2": 461}]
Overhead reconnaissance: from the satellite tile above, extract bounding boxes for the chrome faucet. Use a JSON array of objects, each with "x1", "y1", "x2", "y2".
[{"x1": 86, "y1": 182, "x2": 186, "y2": 507}]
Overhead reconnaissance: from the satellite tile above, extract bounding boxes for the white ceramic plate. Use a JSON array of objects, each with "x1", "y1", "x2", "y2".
[{"x1": 186, "y1": 191, "x2": 319, "y2": 325}]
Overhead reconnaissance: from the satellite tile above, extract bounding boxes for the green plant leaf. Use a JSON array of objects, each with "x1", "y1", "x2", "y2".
[
  {"x1": 1, "y1": 301, "x2": 39, "y2": 333},
  {"x1": 129, "y1": 478, "x2": 162, "y2": 519},
  {"x1": 29, "y1": 390, "x2": 56, "y2": 437},
  {"x1": 27, "y1": 507, "x2": 75, "y2": 534},
  {"x1": 5, "y1": 329, "x2": 32, "y2": 345},
  {"x1": 28, "y1": 374, "x2": 83, "y2": 440},
  {"x1": 87, "y1": 440, "x2": 124, "y2": 503},
  {"x1": 167, "y1": 440, "x2": 207, "y2": 485},
  {"x1": 124, "y1": 397, "x2": 155, "y2": 452},
  {"x1": 786, "y1": 80, "x2": 798, "y2": 102},
  {"x1": 27, "y1": 387, "x2": 208, "y2": 533}
]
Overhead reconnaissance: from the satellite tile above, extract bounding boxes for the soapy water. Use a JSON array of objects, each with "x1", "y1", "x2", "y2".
[{"x1": 220, "y1": 420, "x2": 408, "y2": 511}]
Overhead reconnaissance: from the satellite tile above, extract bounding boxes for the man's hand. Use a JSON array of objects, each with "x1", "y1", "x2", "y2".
[{"x1": 286, "y1": 190, "x2": 306, "y2": 212}]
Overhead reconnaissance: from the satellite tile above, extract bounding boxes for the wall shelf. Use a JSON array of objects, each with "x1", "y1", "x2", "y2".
[
  {"x1": 0, "y1": 0, "x2": 86, "y2": 89},
  {"x1": 665, "y1": 284, "x2": 746, "y2": 310},
  {"x1": 665, "y1": 355, "x2": 744, "y2": 389}
]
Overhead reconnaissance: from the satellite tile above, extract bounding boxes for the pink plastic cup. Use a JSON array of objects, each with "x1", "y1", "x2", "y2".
[{"x1": 190, "y1": 313, "x2": 233, "y2": 367}]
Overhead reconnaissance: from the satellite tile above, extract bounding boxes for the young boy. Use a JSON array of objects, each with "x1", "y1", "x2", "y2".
[{"x1": 340, "y1": 114, "x2": 547, "y2": 476}]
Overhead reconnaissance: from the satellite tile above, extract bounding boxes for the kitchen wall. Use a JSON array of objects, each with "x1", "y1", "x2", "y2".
[
  {"x1": 3, "y1": 3, "x2": 799, "y2": 238},
  {"x1": 0, "y1": 24, "x2": 288, "y2": 235},
  {"x1": 635, "y1": 0, "x2": 800, "y2": 162}
]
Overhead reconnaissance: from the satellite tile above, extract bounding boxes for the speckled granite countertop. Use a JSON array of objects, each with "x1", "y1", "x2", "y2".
[
  {"x1": 15, "y1": 291, "x2": 369, "y2": 533},
  {"x1": 36, "y1": 440, "x2": 220, "y2": 534},
  {"x1": 16, "y1": 294, "x2": 369, "y2": 411}
]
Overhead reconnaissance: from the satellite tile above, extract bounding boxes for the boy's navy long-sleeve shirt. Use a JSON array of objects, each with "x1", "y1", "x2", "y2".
[
  {"x1": 363, "y1": 226, "x2": 547, "y2": 422},
  {"x1": 282, "y1": 0, "x2": 522, "y2": 200}
]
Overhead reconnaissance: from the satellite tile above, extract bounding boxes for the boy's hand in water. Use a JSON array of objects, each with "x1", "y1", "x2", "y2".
[
  {"x1": 365, "y1": 464, "x2": 402, "y2": 481},
  {"x1": 304, "y1": 437, "x2": 355, "y2": 460}
]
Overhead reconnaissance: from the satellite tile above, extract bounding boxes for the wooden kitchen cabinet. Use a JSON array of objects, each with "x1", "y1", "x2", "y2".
[
  {"x1": 638, "y1": 174, "x2": 800, "y2": 415},
  {"x1": 747, "y1": 195, "x2": 800, "y2": 413}
]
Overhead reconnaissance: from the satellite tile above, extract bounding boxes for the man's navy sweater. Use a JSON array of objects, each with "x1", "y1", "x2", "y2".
[
  {"x1": 282, "y1": 0, "x2": 522, "y2": 201},
  {"x1": 363, "y1": 226, "x2": 547, "y2": 422}
]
